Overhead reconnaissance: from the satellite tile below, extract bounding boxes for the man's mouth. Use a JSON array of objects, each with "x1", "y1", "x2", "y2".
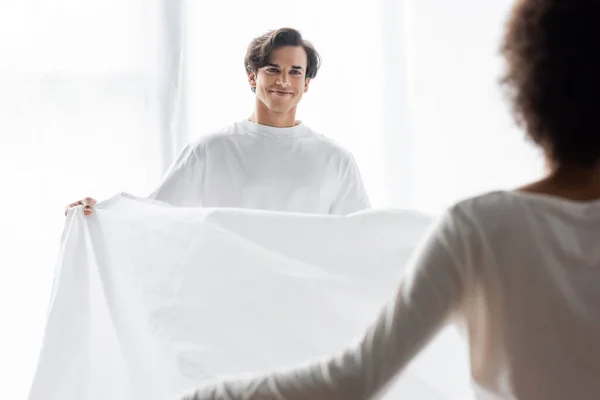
[{"x1": 269, "y1": 90, "x2": 293, "y2": 96}]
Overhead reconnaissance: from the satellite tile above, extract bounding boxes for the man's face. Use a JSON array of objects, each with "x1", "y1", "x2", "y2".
[{"x1": 248, "y1": 45, "x2": 310, "y2": 114}]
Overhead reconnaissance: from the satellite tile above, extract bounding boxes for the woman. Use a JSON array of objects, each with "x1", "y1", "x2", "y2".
[{"x1": 182, "y1": 1, "x2": 600, "y2": 398}]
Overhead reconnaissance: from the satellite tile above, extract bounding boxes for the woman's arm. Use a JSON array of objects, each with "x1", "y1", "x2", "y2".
[{"x1": 182, "y1": 209, "x2": 469, "y2": 400}]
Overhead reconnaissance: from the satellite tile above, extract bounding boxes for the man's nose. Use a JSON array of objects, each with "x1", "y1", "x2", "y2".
[{"x1": 276, "y1": 73, "x2": 291, "y2": 87}]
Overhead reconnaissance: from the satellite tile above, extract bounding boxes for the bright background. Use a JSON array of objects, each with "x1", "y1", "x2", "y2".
[{"x1": 0, "y1": 0, "x2": 541, "y2": 398}]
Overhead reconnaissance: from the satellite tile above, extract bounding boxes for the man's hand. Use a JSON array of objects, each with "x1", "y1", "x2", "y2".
[{"x1": 65, "y1": 197, "x2": 97, "y2": 216}]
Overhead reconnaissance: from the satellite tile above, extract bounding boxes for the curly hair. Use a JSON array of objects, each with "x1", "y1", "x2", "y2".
[
  {"x1": 244, "y1": 28, "x2": 321, "y2": 93},
  {"x1": 501, "y1": 0, "x2": 600, "y2": 168}
]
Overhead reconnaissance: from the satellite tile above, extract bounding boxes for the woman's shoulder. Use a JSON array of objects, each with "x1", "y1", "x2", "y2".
[{"x1": 441, "y1": 191, "x2": 536, "y2": 237}]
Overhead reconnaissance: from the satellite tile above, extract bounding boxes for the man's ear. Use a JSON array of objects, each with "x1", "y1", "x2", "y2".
[
  {"x1": 304, "y1": 78, "x2": 311, "y2": 93},
  {"x1": 248, "y1": 72, "x2": 257, "y2": 91}
]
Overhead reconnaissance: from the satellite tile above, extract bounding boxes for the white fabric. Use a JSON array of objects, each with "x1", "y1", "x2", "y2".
[
  {"x1": 150, "y1": 119, "x2": 371, "y2": 214},
  {"x1": 28, "y1": 193, "x2": 474, "y2": 400},
  {"x1": 185, "y1": 191, "x2": 600, "y2": 400}
]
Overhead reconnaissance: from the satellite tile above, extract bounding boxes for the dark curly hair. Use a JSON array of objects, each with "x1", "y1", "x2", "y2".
[
  {"x1": 244, "y1": 28, "x2": 321, "y2": 93},
  {"x1": 501, "y1": 0, "x2": 600, "y2": 168}
]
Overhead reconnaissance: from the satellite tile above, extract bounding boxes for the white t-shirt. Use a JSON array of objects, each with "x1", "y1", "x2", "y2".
[
  {"x1": 183, "y1": 191, "x2": 600, "y2": 400},
  {"x1": 149, "y1": 119, "x2": 370, "y2": 215}
]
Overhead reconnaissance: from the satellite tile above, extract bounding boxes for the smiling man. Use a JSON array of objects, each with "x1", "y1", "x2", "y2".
[
  {"x1": 67, "y1": 28, "x2": 370, "y2": 215},
  {"x1": 149, "y1": 27, "x2": 371, "y2": 214}
]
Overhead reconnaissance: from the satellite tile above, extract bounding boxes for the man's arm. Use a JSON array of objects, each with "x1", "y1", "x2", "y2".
[
  {"x1": 148, "y1": 142, "x2": 206, "y2": 207},
  {"x1": 329, "y1": 155, "x2": 371, "y2": 215}
]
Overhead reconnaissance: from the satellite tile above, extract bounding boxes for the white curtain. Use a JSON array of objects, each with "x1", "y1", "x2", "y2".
[
  {"x1": 395, "y1": 0, "x2": 543, "y2": 212},
  {"x1": 0, "y1": 1, "x2": 184, "y2": 398},
  {"x1": 0, "y1": 1, "x2": 542, "y2": 399}
]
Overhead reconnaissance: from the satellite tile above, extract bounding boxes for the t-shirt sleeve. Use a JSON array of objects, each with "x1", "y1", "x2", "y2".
[
  {"x1": 180, "y1": 208, "x2": 470, "y2": 400},
  {"x1": 148, "y1": 142, "x2": 206, "y2": 207},
  {"x1": 329, "y1": 155, "x2": 371, "y2": 215}
]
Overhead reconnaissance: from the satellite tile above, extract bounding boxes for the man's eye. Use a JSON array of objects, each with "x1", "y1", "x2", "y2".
[
  {"x1": 291, "y1": 70, "x2": 302, "y2": 75},
  {"x1": 267, "y1": 68, "x2": 279, "y2": 73}
]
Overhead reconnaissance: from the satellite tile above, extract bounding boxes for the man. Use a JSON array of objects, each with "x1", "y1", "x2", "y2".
[{"x1": 67, "y1": 28, "x2": 370, "y2": 215}]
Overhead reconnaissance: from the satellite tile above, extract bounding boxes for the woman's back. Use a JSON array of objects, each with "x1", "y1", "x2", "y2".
[{"x1": 453, "y1": 191, "x2": 600, "y2": 399}]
